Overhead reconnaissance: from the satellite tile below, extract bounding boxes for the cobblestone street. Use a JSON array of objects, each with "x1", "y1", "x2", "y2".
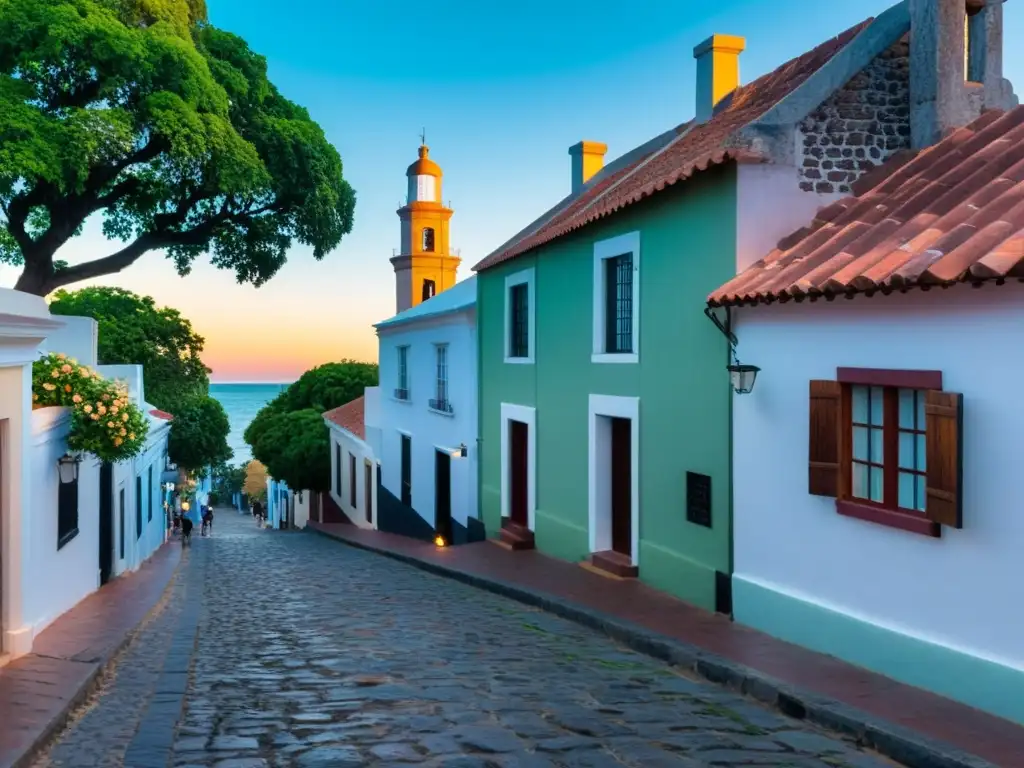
[{"x1": 32, "y1": 513, "x2": 896, "y2": 768}]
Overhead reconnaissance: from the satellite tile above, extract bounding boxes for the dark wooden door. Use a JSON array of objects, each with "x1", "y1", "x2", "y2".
[
  {"x1": 400, "y1": 435, "x2": 412, "y2": 506},
  {"x1": 118, "y1": 488, "x2": 125, "y2": 560},
  {"x1": 509, "y1": 420, "x2": 528, "y2": 526},
  {"x1": 610, "y1": 417, "x2": 632, "y2": 556},
  {"x1": 99, "y1": 463, "x2": 114, "y2": 584},
  {"x1": 364, "y1": 463, "x2": 373, "y2": 523},
  {"x1": 434, "y1": 451, "x2": 452, "y2": 542}
]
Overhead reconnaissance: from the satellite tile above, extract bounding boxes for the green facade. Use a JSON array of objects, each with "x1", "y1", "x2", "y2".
[{"x1": 477, "y1": 165, "x2": 739, "y2": 610}]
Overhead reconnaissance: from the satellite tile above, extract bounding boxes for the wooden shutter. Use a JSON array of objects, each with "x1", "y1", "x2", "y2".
[
  {"x1": 924, "y1": 390, "x2": 964, "y2": 528},
  {"x1": 808, "y1": 380, "x2": 843, "y2": 497}
]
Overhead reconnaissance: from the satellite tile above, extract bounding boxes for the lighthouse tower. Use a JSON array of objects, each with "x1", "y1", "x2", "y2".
[{"x1": 391, "y1": 139, "x2": 460, "y2": 314}]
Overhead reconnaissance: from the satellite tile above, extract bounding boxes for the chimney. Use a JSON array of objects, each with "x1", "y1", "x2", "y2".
[
  {"x1": 568, "y1": 141, "x2": 608, "y2": 194},
  {"x1": 693, "y1": 34, "x2": 746, "y2": 123},
  {"x1": 909, "y1": 0, "x2": 1017, "y2": 149}
]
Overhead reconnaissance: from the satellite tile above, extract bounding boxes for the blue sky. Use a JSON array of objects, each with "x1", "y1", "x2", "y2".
[{"x1": 3, "y1": 0, "x2": 1021, "y2": 380}]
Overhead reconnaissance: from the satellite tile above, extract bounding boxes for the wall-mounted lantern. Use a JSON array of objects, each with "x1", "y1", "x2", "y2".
[
  {"x1": 57, "y1": 453, "x2": 80, "y2": 485},
  {"x1": 727, "y1": 362, "x2": 760, "y2": 395},
  {"x1": 704, "y1": 307, "x2": 760, "y2": 395},
  {"x1": 449, "y1": 443, "x2": 468, "y2": 459}
]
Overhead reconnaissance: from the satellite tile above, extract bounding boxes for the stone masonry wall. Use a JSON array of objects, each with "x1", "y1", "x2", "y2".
[{"x1": 799, "y1": 37, "x2": 911, "y2": 194}]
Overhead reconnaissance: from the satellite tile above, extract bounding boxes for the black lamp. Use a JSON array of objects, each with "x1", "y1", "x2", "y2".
[
  {"x1": 727, "y1": 362, "x2": 760, "y2": 395},
  {"x1": 57, "y1": 453, "x2": 80, "y2": 485}
]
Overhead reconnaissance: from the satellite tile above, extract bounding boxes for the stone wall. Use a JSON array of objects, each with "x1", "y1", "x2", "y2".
[{"x1": 799, "y1": 37, "x2": 911, "y2": 194}]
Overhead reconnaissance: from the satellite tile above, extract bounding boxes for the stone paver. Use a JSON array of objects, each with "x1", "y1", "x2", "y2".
[{"x1": 33, "y1": 513, "x2": 897, "y2": 767}]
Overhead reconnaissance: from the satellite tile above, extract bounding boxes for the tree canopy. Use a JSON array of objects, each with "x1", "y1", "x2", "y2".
[
  {"x1": 49, "y1": 286, "x2": 210, "y2": 414},
  {"x1": 244, "y1": 360, "x2": 377, "y2": 492},
  {"x1": 167, "y1": 393, "x2": 232, "y2": 471},
  {"x1": 243, "y1": 459, "x2": 267, "y2": 499},
  {"x1": 0, "y1": 0, "x2": 355, "y2": 296}
]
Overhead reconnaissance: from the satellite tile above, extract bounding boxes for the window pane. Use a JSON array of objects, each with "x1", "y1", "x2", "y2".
[
  {"x1": 916, "y1": 474, "x2": 927, "y2": 511},
  {"x1": 852, "y1": 426, "x2": 868, "y2": 461},
  {"x1": 898, "y1": 471, "x2": 916, "y2": 509},
  {"x1": 869, "y1": 466, "x2": 884, "y2": 502},
  {"x1": 899, "y1": 431, "x2": 916, "y2": 469},
  {"x1": 870, "y1": 427, "x2": 884, "y2": 462},
  {"x1": 898, "y1": 388, "x2": 916, "y2": 429},
  {"x1": 917, "y1": 391, "x2": 926, "y2": 430},
  {"x1": 852, "y1": 386, "x2": 868, "y2": 424},
  {"x1": 916, "y1": 434, "x2": 926, "y2": 471},
  {"x1": 852, "y1": 462, "x2": 868, "y2": 499},
  {"x1": 870, "y1": 387, "x2": 885, "y2": 425}
]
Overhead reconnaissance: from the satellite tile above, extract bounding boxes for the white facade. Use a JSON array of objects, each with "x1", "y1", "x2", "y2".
[
  {"x1": 377, "y1": 300, "x2": 478, "y2": 537},
  {"x1": 0, "y1": 293, "x2": 170, "y2": 657},
  {"x1": 730, "y1": 281, "x2": 1024, "y2": 724},
  {"x1": 327, "y1": 419, "x2": 377, "y2": 530}
]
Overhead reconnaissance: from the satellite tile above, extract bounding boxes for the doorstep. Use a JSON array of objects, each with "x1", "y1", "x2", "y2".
[
  {"x1": 307, "y1": 521, "x2": 1024, "y2": 768},
  {"x1": 0, "y1": 541, "x2": 181, "y2": 768}
]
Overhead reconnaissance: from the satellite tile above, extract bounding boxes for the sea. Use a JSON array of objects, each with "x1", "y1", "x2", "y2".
[{"x1": 209, "y1": 382, "x2": 291, "y2": 466}]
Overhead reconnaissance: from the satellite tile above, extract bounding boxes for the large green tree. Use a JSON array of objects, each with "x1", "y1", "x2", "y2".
[
  {"x1": 0, "y1": 0, "x2": 355, "y2": 296},
  {"x1": 167, "y1": 393, "x2": 232, "y2": 471},
  {"x1": 49, "y1": 286, "x2": 210, "y2": 414},
  {"x1": 244, "y1": 360, "x2": 377, "y2": 492}
]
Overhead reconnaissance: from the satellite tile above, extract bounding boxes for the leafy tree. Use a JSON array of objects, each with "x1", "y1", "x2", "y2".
[
  {"x1": 167, "y1": 394, "x2": 231, "y2": 471},
  {"x1": 248, "y1": 409, "x2": 331, "y2": 493},
  {"x1": 48, "y1": 286, "x2": 210, "y2": 414},
  {"x1": 244, "y1": 360, "x2": 377, "y2": 492},
  {"x1": 243, "y1": 459, "x2": 267, "y2": 499},
  {"x1": 0, "y1": 0, "x2": 356, "y2": 296},
  {"x1": 212, "y1": 461, "x2": 245, "y2": 497}
]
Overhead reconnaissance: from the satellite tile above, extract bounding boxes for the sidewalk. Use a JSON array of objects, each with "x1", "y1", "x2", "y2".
[
  {"x1": 308, "y1": 522, "x2": 1024, "y2": 768},
  {"x1": 0, "y1": 541, "x2": 181, "y2": 768}
]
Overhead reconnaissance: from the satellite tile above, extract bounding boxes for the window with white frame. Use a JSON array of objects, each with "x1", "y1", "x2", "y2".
[
  {"x1": 395, "y1": 345, "x2": 409, "y2": 400},
  {"x1": 430, "y1": 344, "x2": 453, "y2": 413},
  {"x1": 504, "y1": 268, "x2": 535, "y2": 363},
  {"x1": 592, "y1": 232, "x2": 640, "y2": 363}
]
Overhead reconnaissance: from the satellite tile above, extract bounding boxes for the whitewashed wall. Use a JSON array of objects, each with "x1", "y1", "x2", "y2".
[
  {"x1": 732, "y1": 281, "x2": 1024, "y2": 679},
  {"x1": 377, "y1": 309, "x2": 478, "y2": 530},
  {"x1": 328, "y1": 426, "x2": 377, "y2": 529},
  {"x1": 27, "y1": 408, "x2": 100, "y2": 635}
]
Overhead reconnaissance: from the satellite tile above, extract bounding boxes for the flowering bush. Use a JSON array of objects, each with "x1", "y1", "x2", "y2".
[{"x1": 32, "y1": 352, "x2": 149, "y2": 463}]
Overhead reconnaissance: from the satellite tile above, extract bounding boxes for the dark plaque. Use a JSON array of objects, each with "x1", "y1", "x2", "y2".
[{"x1": 686, "y1": 472, "x2": 712, "y2": 528}]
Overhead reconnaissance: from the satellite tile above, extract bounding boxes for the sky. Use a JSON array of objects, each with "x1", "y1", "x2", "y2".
[{"x1": 2, "y1": 0, "x2": 1022, "y2": 382}]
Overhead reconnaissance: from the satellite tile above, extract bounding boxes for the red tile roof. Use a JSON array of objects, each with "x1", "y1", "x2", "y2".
[
  {"x1": 149, "y1": 409, "x2": 173, "y2": 421},
  {"x1": 323, "y1": 397, "x2": 365, "y2": 440},
  {"x1": 473, "y1": 20, "x2": 871, "y2": 273},
  {"x1": 708, "y1": 107, "x2": 1024, "y2": 307}
]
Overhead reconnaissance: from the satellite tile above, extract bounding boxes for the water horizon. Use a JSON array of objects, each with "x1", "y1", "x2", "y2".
[{"x1": 209, "y1": 382, "x2": 290, "y2": 467}]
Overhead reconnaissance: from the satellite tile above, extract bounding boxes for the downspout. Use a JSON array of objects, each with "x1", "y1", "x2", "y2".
[{"x1": 475, "y1": 284, "x2": 485, "y2": 535}]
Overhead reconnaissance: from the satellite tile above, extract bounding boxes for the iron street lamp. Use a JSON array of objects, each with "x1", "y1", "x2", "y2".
[
  {"x1": 57, "y1": 453, "x2": 80, "y2": 485},
  {"x1": 727, "y1": 362, "x2": 760, "y2": 395}
]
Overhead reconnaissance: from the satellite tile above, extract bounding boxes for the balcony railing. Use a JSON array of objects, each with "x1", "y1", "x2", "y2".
[
  {"x1": 394, "y1": 388, "x2": 409, "y2": 401},
  {"x1": 428, "y1": 398, "x2": 454, "y2": 414}
]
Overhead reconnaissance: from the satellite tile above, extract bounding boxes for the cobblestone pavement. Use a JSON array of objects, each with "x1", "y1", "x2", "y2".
[{"x1": 33, "y1": 514, "x2": 899, "y2": 768}]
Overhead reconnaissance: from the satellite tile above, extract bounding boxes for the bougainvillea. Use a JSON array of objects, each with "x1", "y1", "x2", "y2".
[{"x1": 32, "y1": 352, "x2": 149, "y2": 463}]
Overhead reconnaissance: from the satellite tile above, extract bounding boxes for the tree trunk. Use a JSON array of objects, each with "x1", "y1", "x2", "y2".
[{"x1": 13, "y1": 265, "x2": 51, "y2": 296}]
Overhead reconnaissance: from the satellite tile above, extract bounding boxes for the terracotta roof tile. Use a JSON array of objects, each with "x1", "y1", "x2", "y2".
[
  {"x1": 149, "y1": 409, "x2": 173, "y2": 421},
  {"x1": 322, "y1": 397, "x2": 365, "y2": 440},
  {"x1": 473, "y1": 20, "x2": 871, "y2": 273},
  {"x1": 708, "y1": 106, "x2": 1024, "y2": 307}
]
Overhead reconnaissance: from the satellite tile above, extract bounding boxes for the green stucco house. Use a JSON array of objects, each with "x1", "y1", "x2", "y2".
[{"x1": 472, "y1": 11, "x2": 918, "y2": 612}]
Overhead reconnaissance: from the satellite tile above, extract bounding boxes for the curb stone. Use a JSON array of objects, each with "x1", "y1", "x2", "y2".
[
  {"x1": 308, "y1": 527, "x2": 996, "y2": 768},
  {"x1": 12, "y1": 544, "x2": 184, "y2": 768}
]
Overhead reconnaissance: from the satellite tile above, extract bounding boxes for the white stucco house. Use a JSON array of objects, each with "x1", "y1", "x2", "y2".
[
  {"x1": 373, "y1": 276, "x2": 482, "y2": 545},
  {"x1": 0, "y1": 292, "x2": 171, "y2": 658},
  {"x1": 324, "y1": 393, "x2": 377, "y2": 529},
  {"x1": 708, "y1": 79, "x2": 1024, "y2": 725}
]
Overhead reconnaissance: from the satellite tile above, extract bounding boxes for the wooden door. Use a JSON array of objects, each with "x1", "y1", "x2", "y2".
[
  {"x1": 364, "y1": 463, "x2": 373, "y2": 523},
  {"x1": 99, "y1": 463, "x2": 113, "y2": 584},
  {"x1": 434, "y1": 451, "x2": 452, "y2": 542},
  {"x1": 400, "y1": 435, "x2": 412, "y2": 506},
  {"x1": 509, "y1": 420, "x2": 528, "y2": 527},
  {"x1": 610, "y1": 417, "x2": 632, "y2": 557}
]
